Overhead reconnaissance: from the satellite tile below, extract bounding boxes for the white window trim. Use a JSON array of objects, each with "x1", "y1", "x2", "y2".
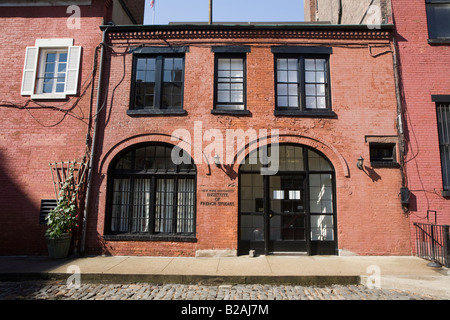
[{"x1": 21, "y1": 38, "x2": 81, "y2": 100}]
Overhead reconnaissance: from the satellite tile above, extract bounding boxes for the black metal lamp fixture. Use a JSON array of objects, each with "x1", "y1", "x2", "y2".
[
  {"x1": 357, "y1": 156, "x2": 364, "y2": 170},
  {"x1": 214, "y1": 155, "x2": 221, "y2": 166}
]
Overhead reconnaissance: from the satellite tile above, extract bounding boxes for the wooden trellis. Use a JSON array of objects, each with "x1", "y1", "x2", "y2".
[{"x1": 49, "y1": 159, "x2": 89, "y2": 201}]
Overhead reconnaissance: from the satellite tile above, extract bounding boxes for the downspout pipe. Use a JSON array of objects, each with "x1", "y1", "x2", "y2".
[
  {"x1": 391, "y1": 29, "x2": 408, "y2": 213},
  {"x1": 80, "y1": 25, "x2": 108, "y2": 255}
]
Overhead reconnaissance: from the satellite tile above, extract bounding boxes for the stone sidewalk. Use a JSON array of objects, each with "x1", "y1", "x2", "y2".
[{"x1": 0, "y1": 255, "x2": 449, "y2": 299}]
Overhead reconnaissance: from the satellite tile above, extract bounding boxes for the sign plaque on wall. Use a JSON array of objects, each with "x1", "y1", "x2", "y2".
[{"x1": 200, "y1": 189, "x2": 235, "y2": 207}]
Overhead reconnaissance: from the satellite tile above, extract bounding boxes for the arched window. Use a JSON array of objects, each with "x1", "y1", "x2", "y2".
[{"x1": 106, "y1": 143, "x2": 196, "y2": 240}]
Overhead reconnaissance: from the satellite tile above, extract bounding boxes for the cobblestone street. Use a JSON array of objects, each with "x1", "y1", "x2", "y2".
[{"x1": 0, "y1": 280, "x2": 441, "y2": 300}]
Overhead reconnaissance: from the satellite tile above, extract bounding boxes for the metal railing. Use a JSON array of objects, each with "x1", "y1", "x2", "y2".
[{"x1": 414, "y1": 222, "x2": 449, "y2": 268}]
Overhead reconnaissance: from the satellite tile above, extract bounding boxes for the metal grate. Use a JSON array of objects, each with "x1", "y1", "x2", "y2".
[{"x1": 39, "y1": 199, "x2": 57, "y2": 225}]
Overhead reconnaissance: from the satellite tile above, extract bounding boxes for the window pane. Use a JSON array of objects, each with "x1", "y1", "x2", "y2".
[
  {"x1": 218, "y1": 90, "x2": 230, "y2": 102},
  {"x1": 304, "y1": 58, "x2": 328, "y2": 110},
  {"x1": 43, "y1": 81, "x2": 53, "y2": 93},
  {"x1": 59, "y1": 53, "x2": 67, "y2": 63},
  {"x1": 289, "y1": 96, "x2": 299, "y2": 107},
  {"x1": 288, "y1": 84, "x2": 298, "y2": 96},
  {"x1": 132, "y1": 178, "x2": 151, "y2": 232},
  {"x1": 305, "y1": 71, "x2": 316, "y2": 83},
  {"x1": 218, "y1": 58, "x2": 231, "y2": 69},
  {"x1": 316, "y1": 97, "x2": 326, "y2": 109},
  {"x1": 277, "y1": 70, "x2": 288, "y2": 82},
  {"x1": 177, "y1": 178, "x2": 195, "y2": 233},
  {"x1": 306, "y1": 96, "x2": 316, "y2": 109},
  {"x1": 278, "y1": 96, "x2": 288, "y2": 107},
  {"x1": 45, "y1": 63, "x2": 55, "y2": 73},
  {"x1": 46, "y1": 53, "x2": 56, "y2": 63},
  {"x1": 277, "y1": 59, "x2": 288, "y2": 70},
  {"x1": 55, "y1": 83, "x2": 65, "y2": 93},
  {"x1": 305, "y1": 84, "x2": 316, "y2": 96},
  {"x1": 308, "y1": 150, "x2": 332, "y2": 171},
  {"x1": 111, "y1": 179, "x2": 131, "y2": 232},
  {"x1": 216, "y1": 57, "x2": 245, "y2": 109},
  {"x1": 278, "y1": 84, "x2": 288, "y2": 95},
  {"x1": 231, "y1": 90, "x2": 243, "y2": 103},
  {"x1": 288, "y1": 71, "x2": 298, "y2": 82},
  {"x1": 316, "y1": 71, "x2": 326, "y2": 83},
  {"x1": 137, "y1": 59, "x2": 146, "y2": 70},
  {"x1": 427, "y1": 4, "x2": 450, "y2": 38},
  {"x1": 155, "y1": 178, "x2": 174, "y2": 233},
  {"x1": 145, "y1": 71, "x2": 155, "y2": 82},
  {"x1": 310, "y1": 215, "x2": 334, "y2": 241},
  {"x1": 58, "y1": 63, "x2": 66, "y2": 72}
]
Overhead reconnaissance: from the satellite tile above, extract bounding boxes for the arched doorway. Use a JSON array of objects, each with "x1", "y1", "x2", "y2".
[{"x1": 238, "y1": 144, "x2": 336, "y2": 255}]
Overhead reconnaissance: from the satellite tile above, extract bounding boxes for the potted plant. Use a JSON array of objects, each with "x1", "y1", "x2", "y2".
[{"x1": 45, "y1": 166, "x2": 79, "y2": 259}]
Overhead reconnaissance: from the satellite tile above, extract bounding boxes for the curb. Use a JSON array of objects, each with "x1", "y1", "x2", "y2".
[{"x1": 0, "y1": 273, "x2": 361, "y2": 286}]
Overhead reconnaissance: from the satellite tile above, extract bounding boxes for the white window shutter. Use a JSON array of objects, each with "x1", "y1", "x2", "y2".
[
  {"x1": 65, "y1": 46, "x2": 82, "y2": 95},
  {"x1": 21, "y1": 47, "x2": 38, "y2": 96}
]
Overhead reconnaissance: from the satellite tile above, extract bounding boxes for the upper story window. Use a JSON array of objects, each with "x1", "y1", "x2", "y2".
[
  {"x1": 426, "y1": 0, "x2": 450, "y2": 40},
  {"x1": 212, "y1": 46, "x2": 251, "y2": 115},
  {"x1": 272, "y1": 46, "x2": 334, "y2": 117},
  {"x1": 128, "y1": 47, "x2": 188, "y2": 116},
  {"x1": 21, "y1": 39, "x2": 81, "y2": 99}
]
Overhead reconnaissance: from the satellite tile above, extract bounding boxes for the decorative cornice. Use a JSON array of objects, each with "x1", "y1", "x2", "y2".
[{"x1": 103, "y1": 24, "x2": 393, "y2": 42}]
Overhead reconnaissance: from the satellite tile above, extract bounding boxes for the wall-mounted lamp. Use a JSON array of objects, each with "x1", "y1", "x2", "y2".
[
  {"x1": 357, "y1": 156, "x2": 364, "y2": 170},
  {"x1": 214, "y1": 155, "x2": 221, "y2": 166}
]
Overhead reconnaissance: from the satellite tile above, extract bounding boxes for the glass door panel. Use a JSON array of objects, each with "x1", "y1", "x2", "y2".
[{"x1": 269, "y1": 174, "x2": 306, "y2": 253}]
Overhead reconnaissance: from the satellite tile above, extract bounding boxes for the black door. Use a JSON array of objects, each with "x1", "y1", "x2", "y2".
[
  {"x1": 268, "y1": 174, "x2": 307, "y2": 254},
  {"x1": 238, "y1": 173, "x2": 307, "y2": 255}
]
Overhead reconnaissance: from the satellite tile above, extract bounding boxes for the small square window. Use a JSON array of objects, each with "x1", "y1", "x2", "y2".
[{"x1": 369, "y1": 143, "x2": 398, "y2": 167}]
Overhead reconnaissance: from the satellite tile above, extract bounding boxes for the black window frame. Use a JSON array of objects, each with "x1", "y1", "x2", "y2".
[
  {"x1": 104, "y1": 143, "x2": 197, "y2": 242},
  {"x1": 128, "y1": 47, "x2": 188, "y2": 116},
  {"x1": 434, "y1": 96, "x2": 450, "y2": 196},
  {"x1": 426, "y1": 0, "x2": 450, "y2": 43},
  {"x1": 211, "y1": 46, "x2": 251, "y2": 115},
  {"x1": 369, "y1": 143, "x2": 399, "y2": 168},
  {"x1": 272, "y1": 47, "x2": 335, "y2": 117}
]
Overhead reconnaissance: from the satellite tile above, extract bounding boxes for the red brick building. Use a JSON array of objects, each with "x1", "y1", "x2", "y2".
[
  {"x1": 0, "y1": 2, "x2": 412, "y2": 258},
  {"x1": 305, "y1": 0, "x2": 450, "y2": 264},
  {"x1": 0, "y1": 0, "x2": 144, "y2": 255},
  {"x1": 391, "y1": 0, "x2": 450, "y2": 255},
  {"x1": 81, "y1": 23, "x2": 411, "y2": 257}
]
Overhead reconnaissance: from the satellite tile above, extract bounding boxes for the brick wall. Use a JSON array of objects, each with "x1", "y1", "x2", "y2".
[
  {"x1": 0, "y1": 2, "x2": 105, "y2": 255},
  {"x1": 391, "y1": 0, "x2": 450, "y2": 252},
  {"x1": 83, "y1": 26, "x2": 412, "y2": 256}
]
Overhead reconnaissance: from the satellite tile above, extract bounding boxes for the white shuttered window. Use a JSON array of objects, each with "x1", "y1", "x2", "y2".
[{"x1": 21, "y1": 38, "x2": 81, "y2": 99}]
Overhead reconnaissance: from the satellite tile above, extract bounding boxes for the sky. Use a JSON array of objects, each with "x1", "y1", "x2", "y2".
[{"x1": 143, "y1": 0, "x2": 305, "y2": 25}]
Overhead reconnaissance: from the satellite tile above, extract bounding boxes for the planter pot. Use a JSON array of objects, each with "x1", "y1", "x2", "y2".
[{"x1": 46, "y1": 233, "x2": 72, "y2": 259}]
